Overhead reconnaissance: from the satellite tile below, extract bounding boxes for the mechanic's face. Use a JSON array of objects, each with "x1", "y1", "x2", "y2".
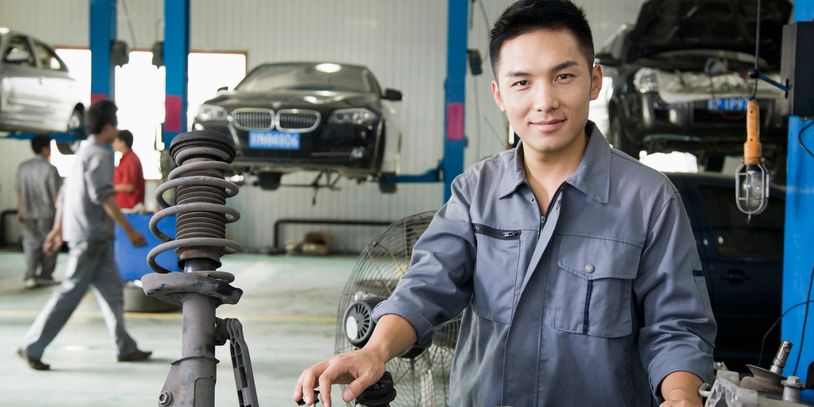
[{"x1": 492, "y1": 28, "x2": 602, "y2": 157}]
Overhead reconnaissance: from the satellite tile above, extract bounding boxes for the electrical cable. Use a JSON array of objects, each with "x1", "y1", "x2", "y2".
[
  {"x1": 758, "y1": 299, "x2": 814, "y2": 367},
  {"x1": 793, "y1": 264, "x2": 814, "y2": 375},
  {"x1": 477, "y1": 0, "x2": 491, "y2": 32},
  {"x1": 120, "y1": 0, "x2": 138, "y2": 48},
  {"x1": 750, "y1": 0, "x2": 762, "y2": 100},
  {"x1": 798, "y1": 119, "x2": 814, "y2": 159}
]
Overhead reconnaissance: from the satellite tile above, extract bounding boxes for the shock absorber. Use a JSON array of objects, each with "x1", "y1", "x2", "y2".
[{"x1": 142, "y1": 130, "x2": 259, "y2": 407}]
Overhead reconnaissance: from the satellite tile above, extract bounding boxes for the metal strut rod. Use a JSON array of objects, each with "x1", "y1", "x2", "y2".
[{"x1": 142, "y1": 130, "x2": 259, "y2": 407}]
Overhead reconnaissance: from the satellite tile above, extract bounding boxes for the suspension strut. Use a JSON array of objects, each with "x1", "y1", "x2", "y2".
[{"x1": 142, "y1": 130, "x2": 259, "y2": 407}]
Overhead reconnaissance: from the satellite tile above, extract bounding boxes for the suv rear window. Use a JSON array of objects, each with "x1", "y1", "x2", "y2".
[{"x1": 698, "y1": 185, "x2": 784, "y2": 260}]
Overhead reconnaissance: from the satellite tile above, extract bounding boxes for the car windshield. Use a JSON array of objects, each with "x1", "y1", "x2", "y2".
[{"x1": 236, "y1": 63, "x2": 374, "y2": 93}]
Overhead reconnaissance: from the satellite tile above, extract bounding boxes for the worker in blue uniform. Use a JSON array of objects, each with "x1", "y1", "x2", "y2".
[{"x1": 294, "y1": 1, "x2": 716, "y2": 406}]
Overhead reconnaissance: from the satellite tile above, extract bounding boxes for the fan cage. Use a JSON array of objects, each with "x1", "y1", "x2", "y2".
[{"x1": 334, "y1": 211, "x2": 462, "y2": 407}]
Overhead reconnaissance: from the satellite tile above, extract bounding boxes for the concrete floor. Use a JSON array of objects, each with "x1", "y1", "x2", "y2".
[{"x1": 0, "y1": 249, "x2": 355, "y2": 406}]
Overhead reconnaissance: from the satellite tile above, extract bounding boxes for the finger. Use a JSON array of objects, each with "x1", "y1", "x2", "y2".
[
  {"x1": 342, "y1": 372, "x2": 375, "y2": 403},
  {"x1": 319, "y1": 365, "x2": 343, "y2": 407},
  {"x1": 300, "y1": 368, "x2": 319, "y2": 405},
  {"x1": 293, "y1": 372, "x2": 304, "y2": 402}
]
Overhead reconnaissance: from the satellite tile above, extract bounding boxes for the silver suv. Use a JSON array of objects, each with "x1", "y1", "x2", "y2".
[{"x1": 0, "y1": 27, "x2": 84, "y2": 153}]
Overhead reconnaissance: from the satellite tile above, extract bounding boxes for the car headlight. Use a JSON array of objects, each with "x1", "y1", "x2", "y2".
[
  {"x1": 196, "y1": 104, "x2": 228, "y2": 122},
  {"x1": 328, "y1": 108, "x2": 377, "y2": 126},
  {"x1": 633, "y1": 68, "x2": 659, "y2": 93}
]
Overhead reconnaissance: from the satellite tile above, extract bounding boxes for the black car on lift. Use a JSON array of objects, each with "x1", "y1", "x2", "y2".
[
  {"x1": 668, "y1": 173, "x2": 785, "y2": 372},
  {"x1": 192, "y1": 62, "x2": 403, "y2": 191},
  {"x1": 597, "y1": 0, "x2": 791, "y2": 176}
]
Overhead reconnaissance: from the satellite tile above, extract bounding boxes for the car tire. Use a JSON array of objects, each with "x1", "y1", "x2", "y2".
[
  {"x1": 256, "y1": 172, "x2": 282, "y2": 191},
  {"x1": 56, "y1": 108, "x2": 85, "y2": 155},
  {"x1": 610, "y1": 107, "x2": 643, "y2": 159},
  {"x1": 378, "y1": 182, "x2": 397, "y2": 194}
]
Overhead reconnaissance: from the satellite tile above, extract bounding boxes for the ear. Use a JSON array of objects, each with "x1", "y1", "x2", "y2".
[
  {"x1": 589, "y1": 64, "x2": 603, "y2": 101},
  {"x1": 491, "y1": 80, "x2": 506, "y2": 112}
]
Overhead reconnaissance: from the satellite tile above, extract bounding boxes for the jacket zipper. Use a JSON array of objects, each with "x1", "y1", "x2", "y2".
[
  {"x1": 539, "y1": 183, "x2": 566, "y2": 231},
  {"x1": 473, "y1": 224, "x2": 521, "y2": 240}
]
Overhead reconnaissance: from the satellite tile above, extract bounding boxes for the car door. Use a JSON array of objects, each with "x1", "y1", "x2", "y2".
[
  {"x1": 32, "y1": 40, "x2": 74, "y2": 132},
  {"x1": 687, "y1": 177, "x2": 784, "y2": 370},
  {"x1": 1, "y1": 33, "x2": 48, "y2": 129}
]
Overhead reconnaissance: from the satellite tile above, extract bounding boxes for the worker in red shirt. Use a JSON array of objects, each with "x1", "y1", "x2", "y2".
[{"x1": 113, "y1": 130, "x2": 145, "y2": 211}]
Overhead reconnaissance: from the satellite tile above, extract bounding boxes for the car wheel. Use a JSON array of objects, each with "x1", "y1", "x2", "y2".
[
  {"x1": 256, "y1": 172, "x2": 282, "y2": 191},
  {"x1": 610, "y1": 107, "x2": 642, "y2": 159},
  {"x1": 56, "y1": 108, "x2": 85, "y2": 155},
  {"x1": 378, "y1": 181, "x2": 397, "y2": 194}
]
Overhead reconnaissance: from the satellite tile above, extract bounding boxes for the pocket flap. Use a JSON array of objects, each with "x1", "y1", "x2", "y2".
[{"x1": 557, "y1": 234, "x2": 641, "y2": 280}]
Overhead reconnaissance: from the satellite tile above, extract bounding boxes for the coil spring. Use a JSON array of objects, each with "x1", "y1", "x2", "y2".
[{"x1": 147, "y1": 131, "x2": 241, "y2": 274}]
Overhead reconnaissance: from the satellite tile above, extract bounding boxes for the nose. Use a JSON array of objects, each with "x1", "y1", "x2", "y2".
[{"x1": 532, "y1": 82, "x2": 559, "y2": 112}]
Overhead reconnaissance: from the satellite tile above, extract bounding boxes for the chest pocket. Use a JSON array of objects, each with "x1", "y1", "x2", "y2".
[
  {"x1": 471, "y1": 223, "x2": 521, "y2": 324},
  {"x1": 545, "y1": 234, "x2": 642, "y2": 338}
]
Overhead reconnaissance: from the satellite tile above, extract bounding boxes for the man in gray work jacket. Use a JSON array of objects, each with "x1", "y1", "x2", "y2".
[
  {"x1": 295, "y1": 1, "x2": 716, "y2": 406},
  {"x1": 17, "y1": 100, "x2": 152, "y2": 371},
  {"x1": 16, "y1": 135, "x2": 61, "y2": 288}
]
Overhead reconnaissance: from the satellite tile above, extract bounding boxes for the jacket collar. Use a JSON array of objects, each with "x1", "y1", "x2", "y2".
[{"x1": 497, "y1": 121, "x2": 611, "y2": 204}]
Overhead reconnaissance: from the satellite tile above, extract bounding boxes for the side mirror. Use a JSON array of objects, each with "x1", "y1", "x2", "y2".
[
  {"x1": 382, "y1": 88, "x2": 403, "y2": 102},
  {"x1": 5, "y1": 49, "x2": 31, "y2": 64},
  {"x1": 217, "y1": 86, "x2": 229, "y2": 93},
  {"x1": 595, "y1": 52, "x2": 620, "y2": 67}
]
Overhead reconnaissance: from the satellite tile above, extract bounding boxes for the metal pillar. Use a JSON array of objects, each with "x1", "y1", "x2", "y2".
[
  {"x1": 442, "y1": 0, "x2": 469, "y2": 201},
  {"x1": 781, "y1": 1, "x2": 814, "y2": 400},
  {"x1": 163, "y1": 0, "x2": 190, "y2": 147},
  {"x1": 89, "y1": 0, "x2": 116, "y2": 102}
]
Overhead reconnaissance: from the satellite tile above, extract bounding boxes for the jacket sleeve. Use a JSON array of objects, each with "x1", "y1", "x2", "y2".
[
  {"x1": 634, "y1": 190, "x2": 717, "y2": 400},
  {"x1": 371, "y1": 174, "x2": 477, "y2": 347},
  {"x1": 85, "y1": 151, "x2": 115, "y2": 205}
]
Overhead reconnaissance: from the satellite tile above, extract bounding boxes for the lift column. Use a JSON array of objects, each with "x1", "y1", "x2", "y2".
[
  {"x1": 89, "y1": 0, "x2": 116, "y2": 102},
  {"x1": 782, "y1": 1, "x2": 814, "y2": 400},
  {"x1": 163, "y1": 0, "x2": 191, "y2": 146}
]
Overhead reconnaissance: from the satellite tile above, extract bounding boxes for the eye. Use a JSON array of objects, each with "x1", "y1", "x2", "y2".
[
  {"x1": 555, "y1": 73, "x2": 575, "y2": 82},
  {"x1": 511, "y1": 79, "x2": 530, "y2": 87}
]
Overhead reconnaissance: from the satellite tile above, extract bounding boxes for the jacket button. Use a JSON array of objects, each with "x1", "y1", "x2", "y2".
[{"x1": 584, "y1": 264, "x2": 595, "y2": 273}]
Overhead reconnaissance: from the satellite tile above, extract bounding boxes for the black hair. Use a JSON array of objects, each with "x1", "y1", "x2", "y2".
[
  {"x1": 85, "y1": 99, "x2": 118, "y2": 135},
  {"x1": 31, "y1": 135, "x2": 51, "y2": 154},
  {"x1": 490, "y1": 0, "x2": 594, "y2": 76},
  {"x1": 117, "y1": 129, "x2": 134, "y2": 149}
]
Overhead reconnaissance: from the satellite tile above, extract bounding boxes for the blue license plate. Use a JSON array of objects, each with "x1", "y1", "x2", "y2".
[
  {"x1": 248, "y1": 131, "x2": 300, "y2": 150},
  {"x1": 707, "y1": 97, "x2": 749, "y2": 112}
]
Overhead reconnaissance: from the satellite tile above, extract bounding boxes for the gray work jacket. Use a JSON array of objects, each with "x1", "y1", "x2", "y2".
[
  {"x1": 60, "y1": 136, "x2": 116, "y2": 242},
  {"x1": 372, "y1": 122, "x2": 716, "y2": 407},
  {"x1": 16, "y1": 156, "x2": 61, "y2": 220}
]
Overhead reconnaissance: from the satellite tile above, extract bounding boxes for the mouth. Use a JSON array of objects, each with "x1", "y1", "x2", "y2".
[{"x1": 529, "y1": 118, "x2": 567, "y2": 133}]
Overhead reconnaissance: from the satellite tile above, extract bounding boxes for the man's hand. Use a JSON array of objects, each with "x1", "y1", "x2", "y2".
[
  {"x1": 126, "y1": 229, "x2": 147, "y2": 247},
  {"x1": 661, "y1": 371, "x2": 704, "y2": 407},
  {"x1": 293, "y1": 348, "x2": 386, "y2": 407},
  {"x1": 16, "y1": 211, "x2": 23, "y2": 224},
  {"x1": 43, "y1": 229, "x2": 63, "y2": 255}
]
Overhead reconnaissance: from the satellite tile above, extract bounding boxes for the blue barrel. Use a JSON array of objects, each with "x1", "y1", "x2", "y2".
[{"x1": 115, "y1": 214, "x2": 180, "y2": 281}]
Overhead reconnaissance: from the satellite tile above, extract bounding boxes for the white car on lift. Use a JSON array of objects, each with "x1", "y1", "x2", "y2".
[{"x1": 0, "y1": 27, "x2": 85, "y2": 153}]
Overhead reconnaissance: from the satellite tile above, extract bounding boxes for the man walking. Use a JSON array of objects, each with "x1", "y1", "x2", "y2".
[
  {"x1": 16, "y1": 135, "x2": 61, "y2": 288},
  {"x1": 18, "y1": 100, "x2": 152, "y2": 371}
]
